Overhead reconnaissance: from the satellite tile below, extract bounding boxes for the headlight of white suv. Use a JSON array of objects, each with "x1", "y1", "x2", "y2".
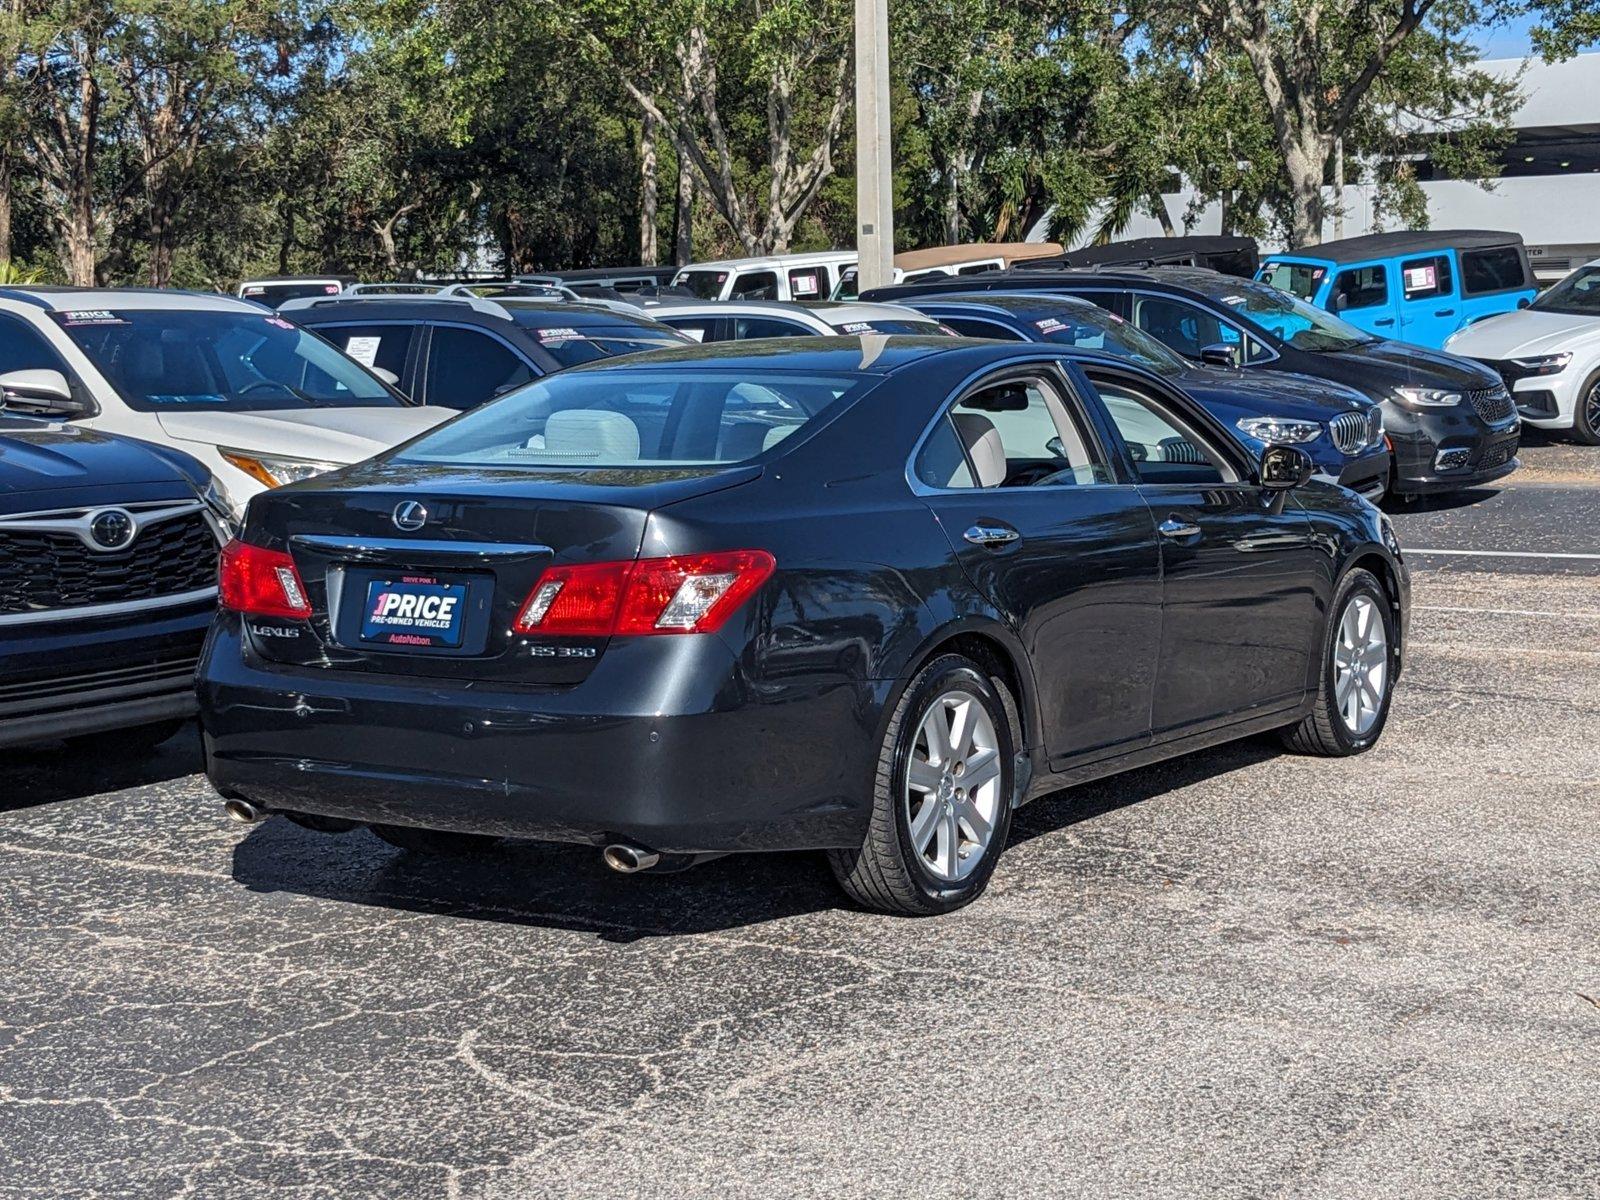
[
  {"x1": 1394, "y1": 387, "x2": 1462, "y2": 409},
  {"x1": 1236, "y1": 416, "x2": 1323, "y2": 444},
  {"x1": 1508, "y1": 352, "x2": 1571, "y2": 376},
  {"x1": 219, "y1": 449, "x2": 340, "y2": 489}
]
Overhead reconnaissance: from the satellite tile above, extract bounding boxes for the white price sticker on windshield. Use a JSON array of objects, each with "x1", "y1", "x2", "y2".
[{"x1": 344, "y1": 336, "x2": 381, "y2": 367}]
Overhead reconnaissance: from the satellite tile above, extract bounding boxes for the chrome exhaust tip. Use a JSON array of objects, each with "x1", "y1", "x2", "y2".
[
  {"x1": 602, "y1": 842, "x2": 661, "y2": 874},
  {"x1": 223, "y1": 799, "x2": 267, "y2": 825}
]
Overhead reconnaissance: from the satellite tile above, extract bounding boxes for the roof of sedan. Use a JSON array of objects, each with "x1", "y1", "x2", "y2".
[
  {"x1": 568, "y1": 334, "x2": 982, "y2": 374},
  {"x1": 905, "y1": 292, "x2": 1105, "y2": 317}
]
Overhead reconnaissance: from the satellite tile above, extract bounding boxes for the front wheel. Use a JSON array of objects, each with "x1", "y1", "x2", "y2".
[
  {"x1": 1281, "y1": 568, "x2": 1396, "y2": 756},
  {"x1": 1573, "y1": 371, "x2": 1600, "y2": 446},
  {"x1": 829, "y1": 654, "x2": 1015, "y2": 915}
]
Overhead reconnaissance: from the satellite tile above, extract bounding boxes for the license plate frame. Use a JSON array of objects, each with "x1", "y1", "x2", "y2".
[{"x1": 358, "y1": 575, "x2": 470, "y2": 649}]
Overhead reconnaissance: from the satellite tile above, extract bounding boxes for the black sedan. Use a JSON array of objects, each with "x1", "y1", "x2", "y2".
[{"x1": 198, "y1": 339, "x2": 1409, "y2": 914}]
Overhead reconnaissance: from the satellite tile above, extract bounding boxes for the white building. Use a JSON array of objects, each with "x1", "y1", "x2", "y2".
[{"x1": 1076, "y1": 53, "x2": 1600, "y2": 278}]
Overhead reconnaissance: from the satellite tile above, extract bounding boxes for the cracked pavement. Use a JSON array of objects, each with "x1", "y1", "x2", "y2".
[{"x1": 2, "y1": 438, "x2": 1597, "y2": 1199}]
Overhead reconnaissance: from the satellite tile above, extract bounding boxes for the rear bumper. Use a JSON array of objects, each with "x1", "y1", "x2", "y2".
[
  {"x1": 0, "y1": 599, "x2": 211, "y2": 749},
  {"x1": 198, "y1": 616, "x2": 883, "y2": 853}
]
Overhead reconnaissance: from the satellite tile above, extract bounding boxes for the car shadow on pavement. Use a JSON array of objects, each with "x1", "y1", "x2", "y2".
[
  {"x1": 0, "y1": 722, "x2": 204, "y2": 815},
  {"x1": 229, "y1": 736, "x2": 1285, "y2": 938}
]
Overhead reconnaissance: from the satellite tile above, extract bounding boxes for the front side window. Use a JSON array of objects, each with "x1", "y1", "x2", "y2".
[
  {"x1": 676, "y1": 270, "x2": 729, "y2": 300},
  {"x1": 395, "y1": 369, "x2": 871, "y2": 469},
  {"x1": 1132, "y1": 295, "x2": 1264, "y2": 362},
  {"x1": 917, "y1": 375, "x2": 1108, "y2": 490},
  {"x1": 312, "y1": 323, "x2": 415, "y2": 382},
  {"x1": 1401, "y1": 256, "x2": 1453, "y2": 301},
  {"x1": 731, "y1": 271, "x2": 779, "y2": 301},
  {"x1": 1206, "y1": 282, "x2": 1377, "y2": 352},
  {"x1": 1089, "y1": 373, "x2": 1236, "y2": 486},
  {"x1": 53, "y1": 309, "x2": 401, "y2": 412},
  {"x1": 1333, "y1": 265, "x2": 1389, "y2": 310},
  {"x1": 1531, "y1": 265, "x2": 1600, "y2": 316},
  {"x1": 424, "y1": 325, "x2": 536, "y2": 410},
  {"x1": 1461, "y1": 247, "x2": 1528, "y2": 295}
]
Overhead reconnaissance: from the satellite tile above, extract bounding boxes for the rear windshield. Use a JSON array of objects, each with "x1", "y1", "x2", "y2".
[
  {"x1": 504, "y1": 308, "x2": 690, "y2": 367},
  {"x1": 53, "y1": 309, "x2": 402, "y2": 412},
  {"x1": 828, "y1": 318, "x2": 950, "y2": 336},
  {"x1": 676, "y1": 270, "x2": 729, "y2": 300},
  {"x1": 1028, "y1": 308, "x2": 1188, "y2": 376},
  {"x1": 1255, "y1": 261, "x2": 1327, "y2": 302},
  {"x1": 1530, "y1": 265, "x2": 1600, "y2": 316},
  {"x1": 394, "y1": 369, "x2": 872, "y2": 469},
  {"x1": 239, "y1": 282, "x2": 344, "y2": 308}
]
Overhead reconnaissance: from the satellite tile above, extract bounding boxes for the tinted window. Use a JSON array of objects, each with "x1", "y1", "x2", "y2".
[
  {"x1": 396, "y1": 370, "x2": 870, "y2": 468},
  {"x1": 912, "y1": 415, "x2": 974, "y2": 488},
  {"x1": 662, "y1": 316, "x2": 721, "y2": 343},
  {"x1": 1025, "y1": 307, "x2": 1189, "y2": 375},
  {"x1": 733, "y1": 316, "x2": 818, "y2": 339},
  {"x1": 787, "y1": 267, "x2": 826, "y2": 299},
  {"x1": 1401, "y1": 256, "x2": 1453, "y2": 301},
  {"x1": 1461, "y1": 247, "x2": 1527, "y2": 295},
  {"x1": 240, "y1": 282, "x2": 344, "y2": 307},
  {"x1": 957, "y1": 262, "x2": 1002, "y2": 275},
  {"x1": 1206, "y1": 282, "x2": 1376, "y2": 352},
  {"x1": 944, "y1": 316, "x2": 1026, "y2": 341},
  {"x1": 54, "y1": 309, "x2": 400, "y2": 412},
  {"x1": 1091, "y1": 375, "x2": 1234, "y2": 486},
  {"x1": 314, "y1": 323, "x2": 415, "y2": 382},
  {"x1": 1531, "y1": 265, "x2": 1600, "y2": 316},
  {"x1": 1132, "y1": 296, "x2": 1252, "y2": 360},
  {"x1": 731, "y1": 271, "x2": 778, "y2": 300},
  {"x1": 1333, "y1": 265, "x2": 1389, "y2": 310},
  {"x1": 424, "y1": 325, "x2": 536, "y2": 410},
  {"x1": 0, "y1": 314, "x2": 71, "y2": 375},
  {"x1": 676, "y1": 270, "x2": 729, "y2": 300}
]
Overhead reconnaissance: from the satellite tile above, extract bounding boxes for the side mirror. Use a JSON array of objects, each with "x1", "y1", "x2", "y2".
[
  {"x1": 1199, "y1": 343, "x2": 1238, "y2": 368},
  {"x1": 1331, "y1": 291, "x2": 1349, "y2": 312},
  {"x1": 0, "y1": 368, "x2": 90, "y2": 416},
  {"x1": 1259, "y1": 444, "x2": 1316, "y2": 490},
  {"x1": 371, "y1": 366, "x2": 400, "y2": 386}
]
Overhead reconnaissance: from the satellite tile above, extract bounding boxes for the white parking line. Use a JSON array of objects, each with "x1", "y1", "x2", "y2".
[
  {"x1": 1417, "y1": 605, "x2": 1600, "y2": 619},
  {"x1": 1409, "y1": 548, "x2": 1600, "y2": 561}
]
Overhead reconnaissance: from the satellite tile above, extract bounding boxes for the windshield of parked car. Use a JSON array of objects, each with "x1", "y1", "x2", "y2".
[
  {"x1": 675, "y1": 270, "x2": 729, "y2": 300},
  {"x1": 1208, "y1": 281, "x2": 1378, "y2": 351},
  {"x1": 1531, "y1": 265, "x2": 1600, "y2": 316},
  {"x1": 53, "y1": 309, "x2": 403, "y2": 412},
  {"x1": 1024, "y1": 305, "x2": 1189, "y2": 375},
  {"x1": 394, "y1": 369, "x2": 872, "y2": 468},
  {"x1": 502, "y1": 307, "x2": 691, "y2": 367},
  {"x1": 1255, "y1": 260, "x2": 1328, "y2": 303}
]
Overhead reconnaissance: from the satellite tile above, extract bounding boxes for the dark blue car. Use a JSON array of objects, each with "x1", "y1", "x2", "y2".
[
  {"x1": 0, "y1": 413, "x2": 225, "y2": 750},
  {"x1": 902, "y1": 293, "x2": 1390, "y2": 501}
]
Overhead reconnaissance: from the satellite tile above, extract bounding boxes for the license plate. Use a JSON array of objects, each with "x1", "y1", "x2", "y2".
[{"x1": 360, "y1": 576, "x2": 468, "y2": 648}]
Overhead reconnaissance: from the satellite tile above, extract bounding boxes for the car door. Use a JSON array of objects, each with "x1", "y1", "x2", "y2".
[
  {"x1": 1329, "y1": 263, "x2": 1396, "y2": 337},
  {"x1": 912, "y1": 364, "x2": 1162, "y2": 762},
  {"x1": 1396, "y1": 254, "x2": 1458, "y2": 347},
  {"x1": 1079, "y1": 364, "x2": 1322, "y2": 737}
]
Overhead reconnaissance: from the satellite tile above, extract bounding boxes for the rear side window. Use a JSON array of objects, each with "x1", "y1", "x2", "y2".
[
  {"x1": 424, "y1": 325, "x2": 536, "y2": 410},
  {"x1": 787, "y1": 267, "x2": 825, "y2": 298},
  {"x1": 1333, "y1": 265, "x2": 1388, "y2": 310},
  {"x1": 0, "y1": 313, "x2": 71, "y2": 375},
  {"x1": 1461, "y1": 247, "x2": 1527, "y2": 295},
  {"x1": 1400, "y1": 256, "x2": 1453, "y2": 301},
  {"x1": 317, "y1": 324, "x2": 415, "y2": 381},
  {"x1": 396, "y1": 370, "x2": 871, "y2": 468},
  {"x1": 663, "y1": 317, "x2": 720, "y2": 343},
  {"x1": 676, "y1": 270, "x2": 729, "y2": 299},
  {"x1": 943, "y1": 316, "x2": 1026, "y2": 341},
  {"x1": 731, "y1": 271, "x2": 778, "y2": 300},
  {"x1": 733, "y1": 316, "x2": 818, "y2": 340}
]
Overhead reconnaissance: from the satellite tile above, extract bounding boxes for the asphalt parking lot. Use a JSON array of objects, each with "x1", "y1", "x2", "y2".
[{"x1": 2, "y1": 436, "x2": 1596, "y2": 1200}]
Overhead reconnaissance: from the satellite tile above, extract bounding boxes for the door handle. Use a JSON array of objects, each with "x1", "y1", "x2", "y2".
[
  {"x1": 1374, "y1": 318, "x2": 1396, "y2": 327},
  {"x1": 1158, "y1": 518, "x2": 1201, "y2": 540},
  {"x1": 1434, "y1": 308, "x2": 1456, "y2": 317},
  {"x1": 963, "y1": 522, "x2": 1021, "y2": 548}
]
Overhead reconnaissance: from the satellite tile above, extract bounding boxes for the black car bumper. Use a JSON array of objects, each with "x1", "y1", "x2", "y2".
[
  {"x1": 0, "y1": 597, "x2": 213, "y2": 749},
  {"x1": 199, "y1": 616, "x2": 884, "y2": 854},
  {"x1": 1333, "y1": 450, "x2": 1391, "y2": 501},
  {"x1": 1386, "y1": 403, "x2": 1520, "y2": 495}
]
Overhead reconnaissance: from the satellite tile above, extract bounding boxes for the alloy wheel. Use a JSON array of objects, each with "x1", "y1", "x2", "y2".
[
  {"x1": 1333, "y1": 594, "x2": 1389, "y2": 736},
  {"x1": 1585, "y1": 382, "x2": 1600, "y2": 437},
  {"x1": 903, "y1": 689, "x2": 1004, "y2": 882}
]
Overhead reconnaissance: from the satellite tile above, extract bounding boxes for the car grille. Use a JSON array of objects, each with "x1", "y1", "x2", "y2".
[
  {"x1": 1330, "y1": 408, "x2": 1384, "y2": 455},
  {"x1": 0, "y1": 507, "x2": 218, "y2": 616},
  {"x1": 1467, "y1": 385, "x2": 1516, "y2": 424}
]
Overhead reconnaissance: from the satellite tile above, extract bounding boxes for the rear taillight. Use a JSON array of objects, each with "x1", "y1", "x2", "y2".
[
  {"x1": 514, "y1": 550, "x2": 775, "y2": 637},
  {"x1": 218, "y1": 539, "x2": 311, "y2": 619}
]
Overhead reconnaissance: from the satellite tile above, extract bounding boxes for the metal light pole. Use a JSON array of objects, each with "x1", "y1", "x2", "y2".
[{"x1": 855, "y1": 0, "x2": 894, "y2": 291}]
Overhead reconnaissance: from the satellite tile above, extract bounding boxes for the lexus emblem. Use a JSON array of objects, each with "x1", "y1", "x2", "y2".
[
  {"x1": 392, "y1": 500, "x2": 429, "y2": 532},
  {"x1": 87, "y1": 508, "x2": 136, "y2": 551}
]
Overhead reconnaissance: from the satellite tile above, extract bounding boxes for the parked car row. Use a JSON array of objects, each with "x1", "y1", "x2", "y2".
[{"x1": 14, "y1": 233, "x2": 1587, "y2": 913}]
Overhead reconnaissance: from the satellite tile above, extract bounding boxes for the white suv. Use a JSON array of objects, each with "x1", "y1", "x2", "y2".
[
  {"x1": 0, "y1": 288, "x2": 454, "y2": 516},
  {"x1": 1444, "y1": 259, "x2": 1600, "y2": 444}
]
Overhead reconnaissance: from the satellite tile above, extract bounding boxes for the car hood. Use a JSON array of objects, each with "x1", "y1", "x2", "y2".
[
  {"x1": 0, "y1": 415, "x2": 193, "y2": 495},
  {"x1": 1444, "y1": 309, "x2": 1600, "y2": 358},
  {"x1": 1178, "y1": 365, "x2": 1375, "y2": 418},
  {"x1": 1308, "y1": 339, "x2": 1501, "y2": 392},
  {"x1": 156, "y1": 406, "x2": 453, "y2": 463}
]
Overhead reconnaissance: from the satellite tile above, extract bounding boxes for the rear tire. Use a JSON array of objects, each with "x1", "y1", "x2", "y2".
[
  {"x1": 370, "y1": 823, "x2": 502, "y2": 856},
  {"x1": 1572, "y1": 371, "x2": 1600, "y2": 446},
  {"x1": 829, "y1": 654, "x2": 1014, "y2": 915},
  {"x1": 1281, "y1": 568, "x2": 1396, "y2": 757}
]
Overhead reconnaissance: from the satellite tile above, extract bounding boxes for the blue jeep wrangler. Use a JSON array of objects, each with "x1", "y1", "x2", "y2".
[{"x1": 1256, "y1": 230, "x2": 1537, "y2": 350}]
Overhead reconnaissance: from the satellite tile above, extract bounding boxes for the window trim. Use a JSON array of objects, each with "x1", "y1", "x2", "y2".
[{"x1": 904, "y1": 357, "x2": 1117, "y2": 496}]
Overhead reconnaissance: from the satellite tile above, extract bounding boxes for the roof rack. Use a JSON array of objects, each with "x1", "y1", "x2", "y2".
[{"x1": 278, "y1": 290, "x2": 516, "y2": 321}]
